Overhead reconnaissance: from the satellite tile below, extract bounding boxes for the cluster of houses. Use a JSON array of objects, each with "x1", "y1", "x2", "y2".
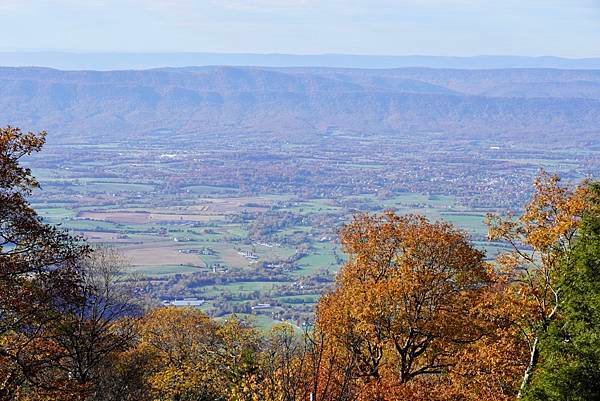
[{"x1": 238, "y1": 250, "x2": 259, "y2": 260}]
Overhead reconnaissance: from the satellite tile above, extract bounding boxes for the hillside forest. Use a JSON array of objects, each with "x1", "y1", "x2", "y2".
[{"x1": 2, "y1": 126, "x2": 600, "y2": 401}]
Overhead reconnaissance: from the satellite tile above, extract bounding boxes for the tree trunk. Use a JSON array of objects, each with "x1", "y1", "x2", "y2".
[{"x1": 517, "y1": 336, "x2": 539, "y2": 399}]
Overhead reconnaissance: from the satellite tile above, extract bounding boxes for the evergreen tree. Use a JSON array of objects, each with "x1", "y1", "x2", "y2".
[{"x1": 526, "y1": 182, "x2": 600, "y2": 400}]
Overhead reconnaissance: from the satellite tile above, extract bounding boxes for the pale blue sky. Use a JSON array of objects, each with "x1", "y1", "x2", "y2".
[{"x1": 1, "y1": 0, "x2": 599, "y2": 57}]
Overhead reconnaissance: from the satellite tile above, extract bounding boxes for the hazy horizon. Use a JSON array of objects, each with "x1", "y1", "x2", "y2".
[
  {"x1": 2, "y1": 52, "x2": 600, "y2": 71},
  {"x1": 1, "y1": 1, "x2": 598, "y2": 58},
  {"x1": 2, "y1": 50, "x2": 599, "y2": 58}
]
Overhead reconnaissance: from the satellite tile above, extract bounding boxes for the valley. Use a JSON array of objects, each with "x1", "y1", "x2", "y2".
[{"x1": 27, "y1": 130, "x2": 597, "y2": 329}]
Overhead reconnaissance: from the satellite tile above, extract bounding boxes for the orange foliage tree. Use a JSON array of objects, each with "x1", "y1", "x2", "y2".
[
  {"x1": 314, "y1": 212, "x2": 496, "y2": 401},
  {"x1": 126, "y1": 307, "x2": 260, "y2": 401}
]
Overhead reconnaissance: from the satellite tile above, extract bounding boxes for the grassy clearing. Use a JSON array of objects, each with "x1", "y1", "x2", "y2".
[
  {"x1": 278, "y1": 294, "x2": 319, "y2": 304},
  {"x1": 79, "y1": 210, "x2": 224, "y2": 224},
  {"x1": 440, "y1": 212, "x2": 487, "y2": 236},
  {"x1": 183, "y1": 185, "x2": 238, "y2": 194},
  {"x1": 284, "y1": 200, "x2": 341, "y2": 214},
  {"x1": 37, "y1": 207, "x2": 77, "y2": 221},
  {"x1": 227, "y1": 313, "x2": 291, "y2": 332},
  {"x1": 75, "y1": 182, "x2": 155, "y2": 192},
  {"x1": 295, "y1": 243, "x2": 341, "y2": 276},
  {"x1": 62, "y1": 219, "x2": 122, "y2": 232},
  {"x1": 201, "y1": 281, "x2": 288, "y2": 297},
  {"x1": 128, "y1": 264, "x2": 202, "y2": 276},
  {"x1": 377, "y1": 193, "x2": 459, "y2": 210}
]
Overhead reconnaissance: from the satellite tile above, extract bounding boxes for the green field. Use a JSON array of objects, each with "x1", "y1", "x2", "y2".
[
  {"x1": 30, "y1": 168, "x2": 507, "y2": 330},
  {"x1": 128, "y1": 264, "x2": 203, "y2": 276}
]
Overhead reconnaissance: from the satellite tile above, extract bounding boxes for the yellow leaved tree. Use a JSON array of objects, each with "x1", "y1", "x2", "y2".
[{"x1": 486, "y1": 171, "x2": 590, "y2": 398}]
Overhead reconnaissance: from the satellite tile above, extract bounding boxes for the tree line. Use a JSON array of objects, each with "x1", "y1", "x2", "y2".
[{"x1": 1, "y1": 126, "x2": 599, "y2": 401}]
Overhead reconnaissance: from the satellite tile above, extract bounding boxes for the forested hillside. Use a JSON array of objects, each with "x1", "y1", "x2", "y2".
[{"x1": 1, "y1": 67, "x2": 599, "y2": 144}]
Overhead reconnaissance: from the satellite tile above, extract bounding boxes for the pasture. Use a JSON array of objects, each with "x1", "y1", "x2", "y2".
[{"x1": 31, "y1": 168, "x2": 497, "y2": 329}]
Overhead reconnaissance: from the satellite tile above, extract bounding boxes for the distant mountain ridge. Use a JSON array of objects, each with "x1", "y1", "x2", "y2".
[
  {"x1": 1, "y1": 66, "x2": 599, "y2": 145},
  {"x1": 2, "y1": 52, "x2": 600, "y2": 71}
]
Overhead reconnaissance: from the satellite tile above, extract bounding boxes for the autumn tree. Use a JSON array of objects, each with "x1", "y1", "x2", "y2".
[
  {"x1": 91, "y1": 343, "x2": 155, "y2": 401},
  {"x1": 315, "y1": 212, "x2": 493, "y2": 401},
  {"x1": 246, "y1": 324, "x2": 306, "y2": 401},
  {"x1": 0, "y1": 126, "x2": 89, "y2": 399},
  {"x1": 251, "y1": 323, "x2": 356, "y2": 401},
  {"x1": 487, "y1": 172, "x2": 590, "y2": 398},
  {"x1": 445, "y1": 270, "x2": 529, "y2": 401},
  {"x1": 522, "y1": 182, "x2": 600, "y2": 400},
  {"x1": 302, "y1": 325, "x2": 358, "y2": 401},
  {"x1": 128, "y1": 307, "x2": 260, "y2": 401},
  {"x1": 47, "y1": 247, "x2": 141, "y2": 399}
]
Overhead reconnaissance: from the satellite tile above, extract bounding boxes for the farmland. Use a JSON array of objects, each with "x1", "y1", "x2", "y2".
[{"x1": 27, "y1": 131, "x2": 598, "y2": 329}]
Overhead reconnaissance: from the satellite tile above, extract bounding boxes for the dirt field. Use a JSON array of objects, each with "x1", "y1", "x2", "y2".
[
  {"x1": 76, "y1": 198, "x2": 274, "y2": 224},
  {"x1": 189, "y1": 197, "x2": 275, "y2": 213},
  {"x1": 78, "y1": 210, "x2": 223, "y2": 224},
  {"x1": 120, "y1": 243, "x2": 207, "y2": 266}
]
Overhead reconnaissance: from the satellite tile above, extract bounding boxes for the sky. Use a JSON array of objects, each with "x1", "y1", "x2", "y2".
[{"x1": 0, "y1": 0, "x2": 599, "y2": 57}]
